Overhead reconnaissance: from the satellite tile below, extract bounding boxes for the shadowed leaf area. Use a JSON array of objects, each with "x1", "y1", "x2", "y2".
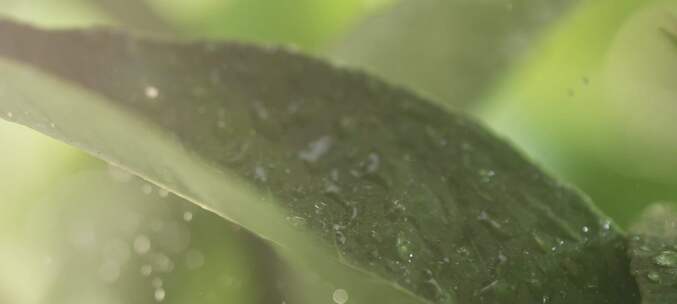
[
  {"x1": 628, "y1": 203, "x2": 677, "y2": 304},
  {"x1": 0, "y1": 20, "x2": 639, "y2": 303}
]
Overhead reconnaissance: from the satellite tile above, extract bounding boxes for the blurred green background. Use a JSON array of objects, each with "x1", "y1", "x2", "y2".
[{"x1": 0, "y1": 0, "x2": 675, "y2": 303}]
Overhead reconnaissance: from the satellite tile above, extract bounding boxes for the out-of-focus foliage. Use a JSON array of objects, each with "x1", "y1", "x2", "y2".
[
  {"x1": 143, "y1": 0, "x2": 395, "y2": 51},
  {"x1": 333, "y1": 0, "x2": 581, "y2": 108},
  {"x1": 480, "y1": 0, "x2": 677, "y2": 226},
  {"x1": 0, "y1": 0, "x2": 114, "y2": 27},
  {"x1": 0, "y1": 164, "x2": 258, "y2": 304}
]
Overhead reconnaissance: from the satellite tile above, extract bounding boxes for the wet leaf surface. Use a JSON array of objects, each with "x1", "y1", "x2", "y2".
[
  {"x1": 628, "y1": 203, "x2": 677, "y2": 304},
  {"x1": 0, "y1": 20, "x2": 640, "y2": 303}
]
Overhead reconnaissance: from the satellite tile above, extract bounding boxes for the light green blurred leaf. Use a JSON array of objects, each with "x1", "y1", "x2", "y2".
[
  {"x1": 333, "y1": 0, "x2": 581, "y2": 108},
  {"x1": 628, "y1": 203, "x2": 677, "y2": 304},
  {"x1": 480, "y1": 0, "x2": 677, "y2": 226},
  {"x1": 0, "y1": 20, "x2": 640, "y2": 303},
  {"x1": 143, "y1": 0, "x2": 388, "y2": 52}
]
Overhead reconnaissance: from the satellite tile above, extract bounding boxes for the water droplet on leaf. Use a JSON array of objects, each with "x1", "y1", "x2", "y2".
[
  {"x1": 654, "y1": 251, "x2": 677, "y2": 267},
  {"x1": 332, "y1": 289, "x2": 349, "y2": 304},
  {"x1": 154, "y1": 288, "x2": 166, "y2": 302},
  {"x1": 183, "y1": 212, "x2": 193, "y2": 222},
  {"x1": 647, "y1": 271, "x2": 661, "y2": 283},
  {"x1": 298, "y1": 136, "x2": 333, "y2": 163},
  {"x1": 145, "y1": 86, "x2": 159, "y2": 99}
]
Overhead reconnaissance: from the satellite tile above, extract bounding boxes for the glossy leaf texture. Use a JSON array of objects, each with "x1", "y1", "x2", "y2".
[
  {"x1": 0, "y1": 20, "x2": 639, "y2": 303},
  {"x1": 628, "y1": 203, "x2": 677, "y2": 304},
  {"x1": 332, "y1": 0, "x2": 581, "y2": 108}
]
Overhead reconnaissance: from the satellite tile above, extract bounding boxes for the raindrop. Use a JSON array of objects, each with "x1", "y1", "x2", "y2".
[
  {"x1": 145, "y1": 86, "x2": 159, "y2": 99},
  {"x1": 314, "y1": 202, "x2": 327, "y2": 215},
  {"x1": 333, "y1": 225, "x2": 347, "y2": 245},
  {"x1": 298, "y1": 136, "x2": 333, "y2": 163},
  {"x1": 6, "y1": 112, "x2": 13, "y2": 118},
  {"x1": 389, "y1": 200, "x2": 407, "y2": 215},
  {"x1": 396, "y1": 235, "x2": 415, "y2": 263},
  {"x1": 332, "y1": 289, "x2": 349, "y2": 304},
  {"x1": 582, "y1": 226, "x2": 589, "y2": 233},
  {"x1": 154, "y1": 288, "x2": 166, "y2": 302},
  {"x1": 185, "y1": 249, "x2": 205, "y2": 270},
  {"x1": 647, "y1": 271, "x2": 661, "y2": 283},
  {"x1": 365, "y1": 153, "x2": 380, "y2": 173},
  {"x1": 134, "y1": 235, "x2": 152, "y2": 255},
  {"x1": 286, "y1": 216, "x2": 307, "y2": 227},
  {"x1": 325, "y1": 183, "x2": 340, "y2": 194},
  {"x1": 654, "y1": 251, "x2": 677, "y2": 267},
  {"x1": 498, "y1": 252, "x2": 508, "y2": 263},
  {"x1": 478, "y1": 210, "x2": 509, "y2": 238},
  {"x1": 183, "y1": 211, "x2": 193, "y2": 222},
  {"x1": 50, "y1": 122, "x2": 56, "y2": 128},
  {"x1": 478, "y1": 169, "x2": 496, "y2": 183}
]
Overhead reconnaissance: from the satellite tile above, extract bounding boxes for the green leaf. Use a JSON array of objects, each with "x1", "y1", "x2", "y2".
[
  {"x1": 0, "y1": 20, "x2": 639, "y2": 303},
  {"x1": 628, "y1": 203, "x2": 677, "y2": 304},
  {"x1": 332, "y1": 0, "x2": 581, "y2": 108}
]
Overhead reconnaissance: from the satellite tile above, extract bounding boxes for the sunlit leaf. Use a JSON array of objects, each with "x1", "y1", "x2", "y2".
[{"x1": 0, "y1": 20, "x2": 640, "y2": 303}]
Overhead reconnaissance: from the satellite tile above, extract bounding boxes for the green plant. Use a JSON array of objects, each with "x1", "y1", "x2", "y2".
[
  {"x1": 0, "y1": 1, "x2": 675, "y2": 303},
  {"x1": 0, "y1": 18, "x2": 675, "y2": 304}
]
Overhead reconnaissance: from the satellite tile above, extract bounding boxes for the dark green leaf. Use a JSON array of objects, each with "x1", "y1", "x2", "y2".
[
  {"x1": 0, "y1": 20, "x2": 639, "y2": 303},
  {"x1": 628, "y1": 203, "x2": 677, "y2": 304},
  {"x1": 332, "y1": 0, "x2": 581, "y2": 108}
]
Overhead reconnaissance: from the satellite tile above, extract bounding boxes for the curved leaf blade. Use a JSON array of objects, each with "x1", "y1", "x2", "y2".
[{"x1": 0, "y1": 20, "x2": 639, "y2": 303}]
